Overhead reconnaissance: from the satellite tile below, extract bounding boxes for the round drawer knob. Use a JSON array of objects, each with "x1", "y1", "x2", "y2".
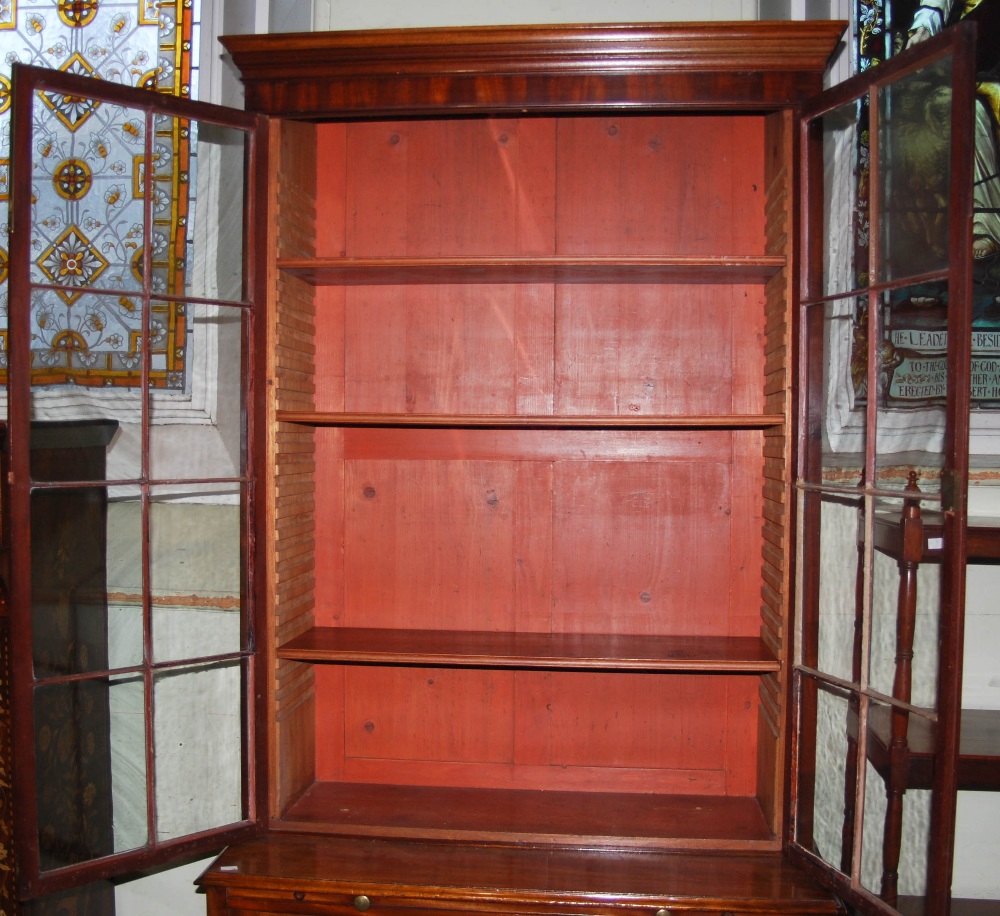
[
  {"x1": 354, "y1": 894, "x2": 372, "y2": 911},
  {"x1": 656, "y1": 910, "x2": 671, "y2": 916}
]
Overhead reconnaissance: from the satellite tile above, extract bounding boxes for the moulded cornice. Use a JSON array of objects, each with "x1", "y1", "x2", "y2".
[{"x1": 221, "y1": 21, "x2": 846, "y2": 117}]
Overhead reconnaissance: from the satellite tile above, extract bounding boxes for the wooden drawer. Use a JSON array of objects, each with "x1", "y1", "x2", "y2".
[
  {"x1": 198, "y1": 835, "x2": 843, "y2": 916},
  {"x1": 219, "y1": 891, "x2": 442, "y2": 915},
  {"x1": 215, "y1": 891, "x2": 784, "y2": 916}
]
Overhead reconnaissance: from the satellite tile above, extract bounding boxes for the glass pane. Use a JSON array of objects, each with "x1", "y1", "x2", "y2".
[
  {"x1": 150, "y1": 483, "x2": 243, "y2": 664},
  {"x1": 31, "y1": 484, "x2": 112, "y2": 678},
  {"x1": 954, "y1": 789, "x2": 1000, "y2": 898},
  {"x1": 148, "y1": 302, "x2": 245, "y2": 480},
  {"x1": 873, "y1": 284, "x2": 948, "y2": 490},
  {"x1": 808, "y1": 490, "x2": 864, "y2": 684},
  {"x1": 34, "y1": 674, "x2": 147, "y2": 873},
  {"x1": 861, "y1": 702, "x2": 934, "y2": 908},
  {"x1": 970, "y1": 82, "x2": 1000, "y2": 405},
  {"x1": 106, "y1": 485, "x2": 145, "y2": 671},
  {"x1": 820, "y1": 98, "x2": 867, "y2": 299},
  {"x1": 29, "y1": 290, "x2": 142, "y2": 483},
  {"x1": 181, "y1": 118, "x2": 247, "y2": 302},
  {"x1": 148, "y1": 112, "x2": 186, "y2": 301},
  {"x1": 878, "y1": 55, "x2": 953, "y2": 284},
  {"x1": 143, "y1": 298, "x2": 191, "y2": 414},
  {"x1": 869, "y1": 493, "x2": 941, "y2": 712},
  {"x1": 802, "y1": 298, "x2": 866, "y2": 488},
  {"x1": 29, "y1": 90, "x2": 147, "y2": 294},
  {"x1": 154, "y1": 659, "x2": 244, "y2": 840},
  {"x1": 798, "y1": 678, "x2": 857, "y2": 875},
  {"x1": 29, "y1": 416, "x2": 118, "y2": 483},
  {"x1": 108, "y1": 672, "x2": 149, "y2": 855}
]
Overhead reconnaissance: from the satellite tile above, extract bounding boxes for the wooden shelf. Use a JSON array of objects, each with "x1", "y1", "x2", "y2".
[
  {"x1": 276, "y1": 255, "x2": 786, "y2": 285},
  {"x1": 276, "y1": 411, "x2": 785, "y2": 429},
  {"x1": 865, "y1": 706, "x2": 1000, "y2": 792},
  {"x1": 873, "y1": 509, "x2": 1000, "y2": 561},
  {"x1": 275, "y1": 783, "x2": 779, "y2": 849},
  {"x1": 278, "y1": 627, "x2": 780, "y2": 673},
  {"x1": 967, "y1": 516, "x2": 1000, "y2": 559},
  {"x1": 899, "y1": 898, "x2": 1000, "y2": 916}
]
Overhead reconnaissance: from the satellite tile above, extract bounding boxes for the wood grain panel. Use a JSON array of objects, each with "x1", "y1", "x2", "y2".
[
  {"x1": 340, "y1": 283, "x2": 546, "y2": 416},
  {"x1": 553, "y1": 284, "x2": 762, "y2": 416},
  {"x1": 725, "y1": 674, "x2": 761, "y2": 796},
  {"x1": 342, "y1": 119, "x2": 556, "y2": 258},
  {"x1": 555, "y1": 116, "x2": 765, "y2": 257},
  {"x1": 312, "y1": 286, "x2": 346, "y2": 412},
  {"x1": 731, "y1": 441, "x2": 767, "y2": 649},
  {"x1": 514, "y1": 672, "x2": 733, "y2": 774},
  {"x1": 341, "y1": 459, "x2": 520, "y2": 631},
  {"x1": 514, "y1": 460, "x2": 553, "y2": 632},
  {"x1": 343, "y1": 668, "x2": 516, "y2": 764},
  {"x1": 311, "y1": 430, "x2": 345, "y2": 627},
  {"x1": 325, "y1": 454, "x2": 751, "y2": 638},
  {"x1": 321, "y1": 667, "x2": 761, "y2": 796},
  {"x1": 314, "y1": 123, "x2": 346, "y2": 257},
  {"x1": 313, "y1": 665, "x2": 345, "y2": 783},
  {"x1": 551, "y1": 460, "x2": 735, "y2": 635}
]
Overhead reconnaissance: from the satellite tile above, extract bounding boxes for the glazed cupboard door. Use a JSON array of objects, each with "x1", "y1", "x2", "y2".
[
  {"x1": 5, "y1": 64, "x2": 267, "y2": 900},
  {"x1": 792, "y1": 21, "x2": 978, "y2": 916}
]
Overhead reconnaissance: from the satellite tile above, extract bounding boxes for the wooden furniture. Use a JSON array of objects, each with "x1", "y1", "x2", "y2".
[
  {"x1": 196, "y1": 21, "x2": 846, "y2": 916},
  {"x1": 3, "y1": 15, "x2": 991, "y2": 916},
  {"x1": 4, "y1": 15, "x2": 993, "y2": 916},
  {"x1": 847, "y1": 480, "x2": 1000, "y2": 908},
  {"x1": 200, "y1": 834, "x2": 843, "y2": 916},
  {"x1": 865, "y1": 707, "x2": 1000, "y2": 794}
]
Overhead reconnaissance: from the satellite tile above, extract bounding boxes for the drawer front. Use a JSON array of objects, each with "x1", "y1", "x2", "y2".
[
  {"x1": 221, "y1": 893, "x2": 762, "y2": 916},
  {"x1": 223, "y1": 890, "x2": 461, "y2": 916}
]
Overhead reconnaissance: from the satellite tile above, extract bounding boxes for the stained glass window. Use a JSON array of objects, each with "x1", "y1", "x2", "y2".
[
  {"x1": 0, "y1": 0, "x2": 198, "y2": 393},
  {"x1": 852, "y1": 1, "x2": 1000, "y2": 408}
]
